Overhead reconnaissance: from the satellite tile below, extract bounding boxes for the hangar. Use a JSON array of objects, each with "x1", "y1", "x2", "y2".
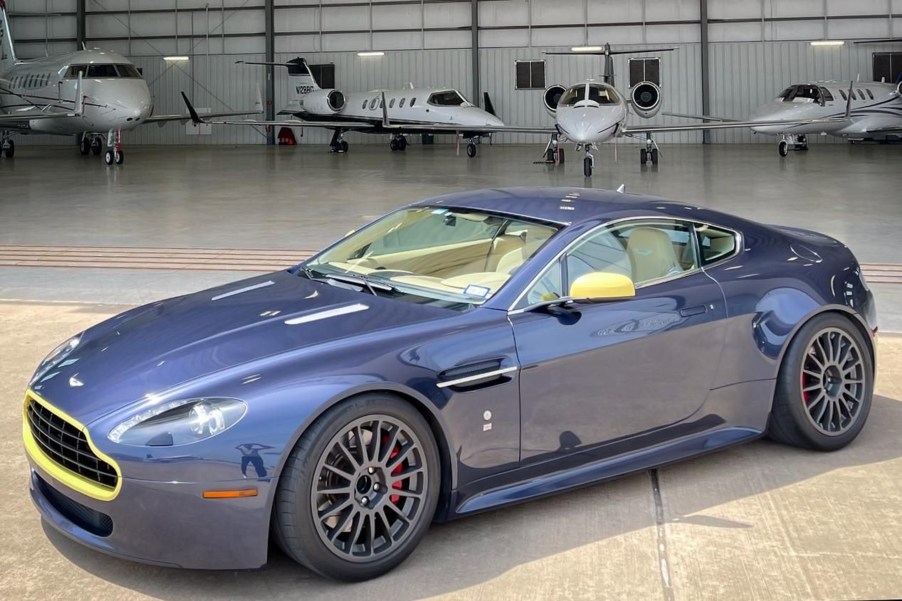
[{"x1": 1, "y1": 0, "x2": 901, "y2": 598}]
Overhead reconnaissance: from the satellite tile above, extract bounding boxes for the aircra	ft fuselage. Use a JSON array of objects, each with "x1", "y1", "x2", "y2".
[
  {"x1": 750, "y1": 80, "x2": 902, "y2": 155},
  {"x1": 0, "y1": 49, "x2": 153, "y2": 162}
]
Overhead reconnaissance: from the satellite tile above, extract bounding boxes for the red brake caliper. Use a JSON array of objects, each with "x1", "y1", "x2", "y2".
[{"x1": 383, "y1": 435, "x2": 403, "y2": 504}]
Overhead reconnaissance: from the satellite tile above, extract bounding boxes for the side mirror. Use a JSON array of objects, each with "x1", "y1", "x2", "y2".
[{"x1": 569, "y1": 272, "x2": 635, "y2": 301}]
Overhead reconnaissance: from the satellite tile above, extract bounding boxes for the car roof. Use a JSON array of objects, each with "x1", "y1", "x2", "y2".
[{"x1": 414, "y1": 187, "x2": 689, "y2": 226}]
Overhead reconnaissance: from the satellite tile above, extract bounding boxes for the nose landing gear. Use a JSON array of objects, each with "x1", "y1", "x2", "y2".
[
  {"x1": 79, "y1": 133, "x2": 103, "y2": 156},
  {"x1": 103, "y1": 129, "x2": 124, "y2": 165},
  {"x1": 778, "y1": 134, "x2": 808, "y2": 157},
  {"x1": 329, "y1": 130, "x2": 349, "y2": 153},
  {"x1": 583, "y1": 144, "x2": 595, "y2": 177},
  {"x1": 541, "y1": 133, "x2": 565, "y2": 165},
  {"x1": 640, "y1": 133, "x2": 660, "y2": 165}
]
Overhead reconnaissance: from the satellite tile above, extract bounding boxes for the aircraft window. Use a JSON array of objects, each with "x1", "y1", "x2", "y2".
[
  {"x1": 379, "y1": 98, "x2": 384, "y2": 108},
  {"x1": 427, "y1": 91, "x2": 465, "y2": 106},
  {"x1": 399, "y1": 98, "x2": 406, "y2": 108},
  {"x1": 856, "y1": 89, "x2": 866, "y2": 100},
  {"x1": 369, "y1": 98, "x2": 378, "y2": 110},
  {"x1": 587, "y1": 84, "x2": 618, "y2": 104},
  {"x1": 820, "y1": 87, "x2": 834, "y2": 101},
  {"x1": 411, "y1": 98, "x2": 416, "y2": 107},
  {"x1": 791, "y1": 86, "x2": 821, "y2": 103},
  {"x1": 115, "y1": 64, "x2": 141, "y2": 78},
  {"x1": 777, "y1": 87, "x2": 794, "y2": 100},
  {"x1": 65, "y1": 65, "x2": 88, "y2": 79},
  {"x1": 839, "y1": 89, "x2": 848, "y2": 101},
  {"x1": 361, "y1": 99, "x2": 368, "y2": 109},
  {"x1": 866, "y1": 88, "x2": 874, "y2": 99},
  {"x1": 87, "y1": 64, "x2": 120, "y2": 78},
  {"x1": 558, "y1": 86, "x2": 584, "y2": 107},
  {"x1": 389, "y1": 98, "x2": 395, "y2": 108}
]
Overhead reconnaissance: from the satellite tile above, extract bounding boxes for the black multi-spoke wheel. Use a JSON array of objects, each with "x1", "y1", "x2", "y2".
[
  {"x1": 274, "y1": 394, "x2": 439, "y2": 581},
  {"x1": 769, "y1": 314, "x2": 873, "y2": 451}
]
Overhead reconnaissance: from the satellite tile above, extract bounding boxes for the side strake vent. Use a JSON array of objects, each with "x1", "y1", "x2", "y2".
[{"x1": 437, "y1": 359, "x2": 518, "y2": 390}]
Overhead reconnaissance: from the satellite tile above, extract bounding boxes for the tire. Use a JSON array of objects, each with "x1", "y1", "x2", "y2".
[
  {"x1": 558, "y1": 148, "x2": 565, "y2": 164},
  {"x1": 778, "y1": 140, "x2": 788, "y2": 157},
  {"x1": 340, "y1": 141, "x2": 349, "y2": 153},
  {"x1": 274, "y1": 394, "x2": 440, "y2": 581},
  {"x1": 2, "y1": 140, "x2": 13, "y2": 158},
  {"x1": 398, "y1": 137, "x2": 407, "y2": 151},
  {"x1": 104, "y1": 150, "x2": 114, "y2": 165},
  {"x1": 91, "y1": 139, "x2": 102, "y2": 156},
  {"x1": 115, "y1": 150, "x2": 124, "y2": 165},
  {"x1": 583, "y1": 156, "x2": 592, "y2": 177},
  {"x1": 389, "y1": 139, "x2": 398, "y2": 151},
  {"x1": 651, "y1": 148, "x2": 659, "y2": 164},
  {"x1": 79, "y1": 138, "x2": 90, "y2": 155},
  {"x1": 768, "y1": 313, "x2": 874, "y2": 451},
  {"x1": 640, "y1": 148, "x2": 648, "y2": 165},
  {"x1": 466, "y1": 143, "x2": 477, "y2": 158}
]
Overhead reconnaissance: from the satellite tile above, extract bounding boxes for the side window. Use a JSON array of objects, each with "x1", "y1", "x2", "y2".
[
  {"x1": 866, "y1": 88, "x2": 874, "y2": 100},
  {"x1": 389, "y1": 98, "x2": 395, "y2": 108},
  {"x1": 695, "y1": 224, "x2": 738, "y2": 266},
  {"x1": 410, "y1": 97, "x2": 417, "y2": 107},
  {"x1": 856, "y1": 89, "x2": 866, "y2": 100},
  {"x1": 839, "y1": 89, "x2": 848, "y2": 101},
  {"x1": 361, "y1": 99, "x2": 367, "y2": 109},
  {"x1": 399, "y1": 98, "x2": 406, "y2": 108},
  {"x1": 369, "y1": 98, "x2": 378, "y2": 110},
  {"x1": 520, "y1": 221, "x2": 699, "y2": 306}
]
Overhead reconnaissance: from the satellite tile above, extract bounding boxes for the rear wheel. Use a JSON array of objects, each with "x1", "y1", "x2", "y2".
[
  {"x1": 640, "y1": 148, "x2": 648, "y2": 165},
  {"x1": 274, "y1": 394, "x2": 440, "y2": 581},
  {"x1": 778, "y1": 140, "x2": 789, "y2": 157},
  {"x1": 769, "y1": 314, "x2": 873, "y2": 451},
  {"x1": 650, "y1": 148, "x2": 659, "y2": 164}
]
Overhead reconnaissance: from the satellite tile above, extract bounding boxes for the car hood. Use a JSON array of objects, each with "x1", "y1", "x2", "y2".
[{"x1": 29, "y1": 271, "x2": 453, "y2": 425}]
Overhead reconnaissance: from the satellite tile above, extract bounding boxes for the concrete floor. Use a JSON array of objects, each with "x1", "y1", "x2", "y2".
[{"x1": 1, "y1": 142, "x2": 902, "y2": 599}]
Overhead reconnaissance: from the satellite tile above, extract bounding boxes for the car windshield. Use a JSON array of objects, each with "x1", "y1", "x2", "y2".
[{"x1": 306, "y1": 207, "x2": 560, "y2": 310}]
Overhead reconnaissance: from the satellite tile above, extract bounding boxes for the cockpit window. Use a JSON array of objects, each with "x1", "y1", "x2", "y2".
[
  {"x1": 427, "y1": 91, "x2": 466, "y2": 106},
  {"x1": 116, "y1": 64, "x2": 142, "y2": 78},
  {"x1": 558, "y1": 84, "x2": 619, "y2": 107},
  {"x1": 65, "y1": 65, "x2": 88, "y2": 79},
  {"x1": 780, "y1": 84, "x2": 822, "y2": 103},
  {"x1": 87, "y1": 64, "x2": 120, "y2": 78}
]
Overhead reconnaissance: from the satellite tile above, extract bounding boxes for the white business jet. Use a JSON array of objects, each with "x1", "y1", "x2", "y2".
[
  {"x1": 0, "y1": 1, "x2": 259, "y2": 165},
  {"x1": 747, "y1": 80, "x2": 902, "y2": 155},
  {"x1": 214, "y1": 57, "x2": 504, "y2": 157}
]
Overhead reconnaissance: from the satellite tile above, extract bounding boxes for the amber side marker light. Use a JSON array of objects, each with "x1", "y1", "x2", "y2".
[{"x1": 203, "y1": 488, "x2": 258, "y2": 499}]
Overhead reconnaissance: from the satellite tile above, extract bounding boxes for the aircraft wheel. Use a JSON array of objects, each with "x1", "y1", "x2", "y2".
[
  {"x1": 583, "y1": 156, "x2": 592, "y2": 177},
  {"x1": 390, "y1": 139, "x2": 399, "y2": 152},
  {"x1": 651, "y1": 148, "x2": 659, "y2": 165},
  {"x1": 398, "y1": 137, "x2": 407, "y2": 151},
  {"x1": 79, "y1": 137, "x2": 90, "y2": 155},
  {"x1": 340, "y1": 141, "x2": 349, "y2": 153},
  {"x1": 115, "y1": 150, "x2": 124, "y2": 165},
  {"x1": 640, "y1": 148, "x2": 648, "y2": 165},
  {"x1": 2, "y1": 140, "x2": 14, "y2": 158},
  {"x1": 778, "y1": 141, "x2": 788, "y2": 157},
  {"x1": 104, "y1": 150, "x2": 114, "y2": 165},
  {"x1": 557, "y1": 148, "x2": 565, "y2": 164},
  {"x1": 466, "y1": 143, "x2": 477, "y2": 158}
]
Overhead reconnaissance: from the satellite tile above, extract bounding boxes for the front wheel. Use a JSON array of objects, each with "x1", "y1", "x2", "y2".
[
  {"x1": 778, "y1": 140, "x2": 788, "y2": 157},
  {"x1": 768, "y1": 314, "x2": 874, "y2": 451},
  {"x1": 273, "y1": 394, "x2": 440, "y2": 581},
  {"x1": 583, "y1": 155, "x2": 592, "y2": 177}
]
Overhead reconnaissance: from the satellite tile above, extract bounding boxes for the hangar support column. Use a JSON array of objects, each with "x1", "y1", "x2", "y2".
[
  {"x1": 76, "y1": 0, "x2": 86, "y2": 49},
  {"x1": 700, "y1": 0, "x2": 711, "y2": 144},
  {"x1": 471, "y1": 0, "x2": 480, "y2": 107},
  {"x1": 265, "y1": 0, "x2": 276, "y2": 145}
]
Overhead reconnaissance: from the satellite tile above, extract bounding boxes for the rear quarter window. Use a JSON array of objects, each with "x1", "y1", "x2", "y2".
[{"x1": 696, "y1": 225, "x2": 738, "y2": 266}]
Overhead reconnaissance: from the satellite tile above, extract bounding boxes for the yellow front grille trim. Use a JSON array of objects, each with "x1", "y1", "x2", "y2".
[{"x1": 23, "y1": 389, "x2": 122, "y2": 502}]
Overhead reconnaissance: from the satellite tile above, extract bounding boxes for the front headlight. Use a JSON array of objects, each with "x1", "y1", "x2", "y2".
[
  {"x1": 31, "y1": 334, "x2": 82, "y2": 386},
  {"x1": 108, "y1": 398, "x2": 247, "y2": 446}
]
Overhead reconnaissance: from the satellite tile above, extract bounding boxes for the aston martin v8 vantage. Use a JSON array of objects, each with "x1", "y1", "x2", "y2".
[{"x1": 23, "y1": 187, "x2": 876, "y2": 581}]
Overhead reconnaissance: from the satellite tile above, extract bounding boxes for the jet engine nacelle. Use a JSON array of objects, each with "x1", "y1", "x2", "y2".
[
  {"x1": 542, "y1": 84, "x2": 566, "y2": 116},
  {"x1": 897, "y1": 81, "x2": 902, "y2": 97},
  {"x1": 300, "y1": 89, "x2": 346, "y2": 113},
  {"x1": 629, "y1": 81, "x2": 662, "y2": 119}
]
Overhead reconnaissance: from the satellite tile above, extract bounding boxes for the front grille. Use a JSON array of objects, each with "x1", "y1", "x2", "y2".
[
  {"x1": 26, "y1": 399, "x2": 118, "y2": 489},
  {"x1": 36, "y1": 474, "x2": 113, "y2": 537}
]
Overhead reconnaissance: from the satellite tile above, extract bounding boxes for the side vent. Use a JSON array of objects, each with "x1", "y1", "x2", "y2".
[{"x1": 437, "y1": 359, "x2": 516, "y2": 391}]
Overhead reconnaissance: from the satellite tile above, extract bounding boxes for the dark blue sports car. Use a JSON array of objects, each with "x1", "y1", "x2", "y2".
[{"x1": 23, "y1": 187, "x2": 876, "y2": 581}]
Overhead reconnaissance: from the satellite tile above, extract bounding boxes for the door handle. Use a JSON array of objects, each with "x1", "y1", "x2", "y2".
[{"x1": 679, "y1": 305, "x2": 707, "y2": 317}]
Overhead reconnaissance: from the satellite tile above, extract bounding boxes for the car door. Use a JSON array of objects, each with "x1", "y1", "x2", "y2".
[{"x1": 508, "y1": 219, "x2": 728, "y2": 463}]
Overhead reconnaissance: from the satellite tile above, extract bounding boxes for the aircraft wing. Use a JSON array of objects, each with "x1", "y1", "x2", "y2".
[
  {"x1": 380, "y1": 123, "x2": 557, "y2": 134},
  {"x1": 145, "y1": 108, "x2": 263, "y2": 125},
  {"x1": 211, "y1": 118, "x2": 377, "y2": 129},
  {"x1": 0, "y1": 110, "x2": 81, "y2": 125},
  {"x1": 621, "y1": 117, "x2": 847, "y2": 134}
]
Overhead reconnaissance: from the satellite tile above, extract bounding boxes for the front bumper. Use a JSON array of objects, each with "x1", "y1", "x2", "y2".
[{"x1": 28, "y1": 458, "x2": 273, "y2": 570}]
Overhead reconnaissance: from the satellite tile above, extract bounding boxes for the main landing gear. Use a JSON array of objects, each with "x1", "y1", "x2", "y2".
[
  {"x1": 79, "y1": 133, "x2": 103, "y2": 156},
  {"x1": 329, "y1": 130, "x2": 349, "y2": 153},
  {"x1": 1, "y1": 132, "x2": 14, "y2": 158},
  {"x1": 541, "y1": 133, "x2": 565, "y2": 165},
  {"x1": 778, "y1": 134, "x2": 808, "y2": 157},
  {"x1": 465, "y1": 137, "x2": 480, "y2": 158},
  {"x1": 389, "y1": 134, "x2": 407, "y2": 152},
  {"x1": 639, "y1": 133, "x2": 659, "y2": 165}
]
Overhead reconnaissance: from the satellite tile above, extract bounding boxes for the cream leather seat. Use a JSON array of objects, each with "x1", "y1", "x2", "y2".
[
  {"x1": 626, "y1": 227, "x2": 683, "y2": 284},
  {"x1": 497, "y1": 240, "x2": 545, "y2": 274}
]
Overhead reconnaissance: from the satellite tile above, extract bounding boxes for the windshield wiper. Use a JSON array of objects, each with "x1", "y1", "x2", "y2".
[{"x1": 325, "y1": 273, "x2": 395, "y2": 296}]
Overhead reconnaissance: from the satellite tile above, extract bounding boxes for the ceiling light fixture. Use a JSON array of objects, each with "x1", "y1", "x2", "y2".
[
  {"x1": 571, "y1": 46, "x2": 603, "y2": 52},
  {"x1": 357, "y1": 51, "x2": 385, "y2": 57},
  {"x1": 810, "y1": 40, "x2": 844, "y2": 46},
  {"x1": 163, "y1": 56, "x2": 190, "y2": 61}
]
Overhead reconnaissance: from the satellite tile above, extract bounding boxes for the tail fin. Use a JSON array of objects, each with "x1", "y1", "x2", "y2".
[
  {"x1": 285, "y1": 58, "x2": 320, "y2": 97},
  {"x1": 483, "y1": 92, "x2": 497, "y2": 116},
  {"x1": 0, "y1": 0, "x2": 18, "y2": 74}
]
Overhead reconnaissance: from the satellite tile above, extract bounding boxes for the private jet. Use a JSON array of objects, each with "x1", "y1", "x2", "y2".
[
  {"x1": 749, "y1": 81, "x2": 902, "y2": 155},
  {"x1": 0, "y1": 2, "x2": 259, "y2": 164},
  {"x1": 220, "y1": 57, "x2": 504, "y2": 157}
]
